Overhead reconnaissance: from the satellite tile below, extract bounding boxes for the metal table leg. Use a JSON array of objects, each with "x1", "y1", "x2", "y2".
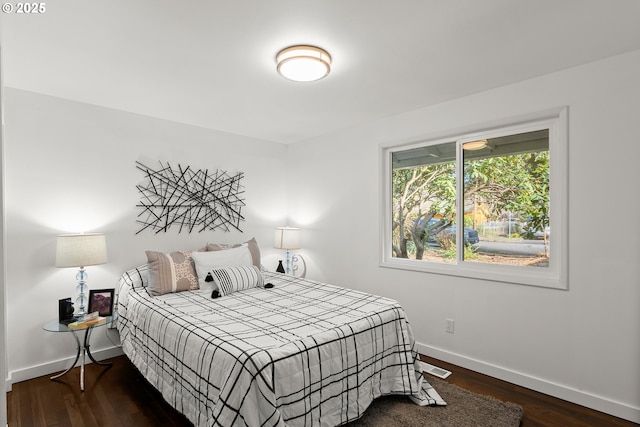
[
  {"x1": 51, "y1": 326, "x2": 112, "y2": 391},
  {"x1": 84, "y1": 327, "x2": 112, "y2": 367},
  {"x1": 50, "y1": 330, "x2": 81, "y2": 381}
]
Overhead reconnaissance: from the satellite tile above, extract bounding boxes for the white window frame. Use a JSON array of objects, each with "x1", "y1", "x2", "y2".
[{"x1": 379, "y1": 108, "x2": 568, "y2": 290}]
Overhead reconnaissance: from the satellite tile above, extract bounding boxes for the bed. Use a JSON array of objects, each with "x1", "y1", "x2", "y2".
[{"x1": 116, "y1": 258, "x2": 444, "y2": 427}]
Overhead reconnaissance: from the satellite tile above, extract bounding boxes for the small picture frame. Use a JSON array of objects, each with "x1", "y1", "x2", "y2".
[{"x1": 88, "y1": 288, "x2": 115, "y2": 317}]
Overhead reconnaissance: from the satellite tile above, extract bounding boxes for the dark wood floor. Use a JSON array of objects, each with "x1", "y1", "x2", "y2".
[
  {"x1": 7, "y1": 355, "x2": 638, "y2": 427},
  {"x1": 420, "y1": 356, "x2": 638, "y2": 427}
]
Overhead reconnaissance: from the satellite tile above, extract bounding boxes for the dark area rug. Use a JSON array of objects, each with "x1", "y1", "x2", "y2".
[{"x1": 345, "y1": 375, "x2": 523, "y2": 427}]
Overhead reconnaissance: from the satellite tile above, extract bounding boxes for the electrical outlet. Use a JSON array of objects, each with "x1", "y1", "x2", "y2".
[{"x1": 446, "y1": 318, "x2": 455, "y2": 334}]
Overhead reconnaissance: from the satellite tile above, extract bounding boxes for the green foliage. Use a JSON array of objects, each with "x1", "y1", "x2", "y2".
[
  {"x1": 464, "y1": 150, "x2": 549, "y2": 239},
  {"x1": 406, "y1": 240, "x2": 416, "y2": 255},
  {"x1": 463, "y1": 244, "x2": 479, "y2": 260},
  {"x1": 391, "y1": 161, "x2": 457, "y2": 257},
  {"x1": 516, "y1": 152, "x2": 549, "y2": 235},
  {"x1": 440, "y1": 243, "x2": 479, "y2": 260},
  {"x1": 434, "y1": 231, "x2": 454, "y2": 250},
  {"x1": 464, "y1": 155, "x2": 530, "y2": 215}
]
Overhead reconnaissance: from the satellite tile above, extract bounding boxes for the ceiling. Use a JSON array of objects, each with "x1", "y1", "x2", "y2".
[{"x1": 3, "y1": 0, "x2": 640, "y2": 145}]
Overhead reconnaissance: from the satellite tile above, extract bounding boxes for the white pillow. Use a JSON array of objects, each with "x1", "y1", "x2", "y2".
[
  {"x1": 208, "y1": 265, "x2": 264, "y2": 297},
  {"x1": 192, "y1": 244, "x2": 253, "y2": 289},
  {"x1": 206, "y1": 237, "x2": 261, "y2": 268}
]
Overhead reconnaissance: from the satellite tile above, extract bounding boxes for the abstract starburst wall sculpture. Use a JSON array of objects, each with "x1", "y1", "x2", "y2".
[{"x1": 135, "y1": 161, "x2": 245, "y2": 234}]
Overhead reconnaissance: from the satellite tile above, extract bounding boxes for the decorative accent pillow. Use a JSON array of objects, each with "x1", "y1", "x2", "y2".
[
  {"x1": 208, "y1": 265, "x2": 264, "y2": 297},
  {"x1": 192, "y1": 245, "x2": 254, "y2": 290},
  {"x1": 145, "y1": 250, "x2": 200, "y2": 296},
  {"x1": 206, "y1": 237, "x2": 261, "y2": 268}
]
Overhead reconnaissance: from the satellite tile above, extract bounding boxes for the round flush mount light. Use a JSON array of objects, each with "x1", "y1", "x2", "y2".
[
  {"x1": 462, "y1": 139, "x2": 488, "y2": 150},
  {"x1": 276, "y1": 45, "x2": 332, "y2": 82}
]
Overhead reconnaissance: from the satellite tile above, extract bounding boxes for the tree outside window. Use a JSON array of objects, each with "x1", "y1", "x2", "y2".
[{"x1": 390, "y1": 129, "x2": 550, "y2": 268}]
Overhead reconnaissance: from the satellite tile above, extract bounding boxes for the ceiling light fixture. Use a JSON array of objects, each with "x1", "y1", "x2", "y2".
[
  {"x1": 276, "y1": 45, "x2": 331, "y2": 82},
  {"x1": 462, "y1": 139, "x2": 488, "y2": 150}
]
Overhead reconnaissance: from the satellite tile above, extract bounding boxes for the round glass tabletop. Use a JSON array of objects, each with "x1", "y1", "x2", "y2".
[{"x1": 43, "y1": 315, "x2": 116, "y2": 332}]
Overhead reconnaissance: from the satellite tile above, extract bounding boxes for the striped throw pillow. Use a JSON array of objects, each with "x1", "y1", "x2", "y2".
[{"x1": 208, "y1": 265, "x2": 264, "y2": 297}]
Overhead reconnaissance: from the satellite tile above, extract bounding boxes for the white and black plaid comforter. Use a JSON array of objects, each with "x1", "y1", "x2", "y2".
[{"x1": 116, "y1": 266, "x2": 443, "y2": 427}]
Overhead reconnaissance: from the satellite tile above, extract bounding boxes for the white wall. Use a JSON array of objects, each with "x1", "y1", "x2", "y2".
[
  {"x1": 288, "y1": 50, "x2": 640, "y2": 422},
  {"x1": 0, "y1": 36, "x2": 8, "y2": 426},
  {"x1": 3, "y1": 88, "x2": 289, "y2": 384}
]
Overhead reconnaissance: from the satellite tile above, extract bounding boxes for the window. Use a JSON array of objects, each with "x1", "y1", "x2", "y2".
[{"x1": 380, "y1": 109, "x2": 568, "y2": 289}]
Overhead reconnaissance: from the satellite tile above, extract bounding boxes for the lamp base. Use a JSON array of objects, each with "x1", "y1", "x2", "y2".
[
  {"x1": 75, "y1": 267, "x2": 89, "y2": 317},
  {"x1": 291, "y1": 253, "x2": 307, "y2": 278}
]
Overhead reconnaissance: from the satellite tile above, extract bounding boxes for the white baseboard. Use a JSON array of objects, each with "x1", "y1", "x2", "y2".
[
  {"x1": 417, "y1": 342, "x2": 640, "y2": 424},
  {"x1": 5, "y1": 345, "x2": 123, "y2": 392}
]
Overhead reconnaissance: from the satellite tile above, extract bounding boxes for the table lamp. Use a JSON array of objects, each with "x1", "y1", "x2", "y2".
[
  {"x1": 273, "y1": 226, "x2": 300, "y2": 275},
  {"x1": 55, "y1": 233, "x2": 108, "y2": 317}
]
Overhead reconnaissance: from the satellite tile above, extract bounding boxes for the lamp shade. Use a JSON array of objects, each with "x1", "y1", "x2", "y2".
[
  {"x1": 273, "y1": 227, "x2": 301, "y2": 250},
  {"x1": 55, "y1": 233, "x2": 108, "y2": 268}
]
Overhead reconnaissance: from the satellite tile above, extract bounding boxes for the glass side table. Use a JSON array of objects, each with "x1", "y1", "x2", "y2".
[{"x1": 43, "y1": 315, "x2": 116, "y2": 391}]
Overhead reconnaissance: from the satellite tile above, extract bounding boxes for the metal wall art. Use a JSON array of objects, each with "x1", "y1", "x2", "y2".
[{"x1": 135, "y1": 161, "x2": 245, "y2": 234}]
